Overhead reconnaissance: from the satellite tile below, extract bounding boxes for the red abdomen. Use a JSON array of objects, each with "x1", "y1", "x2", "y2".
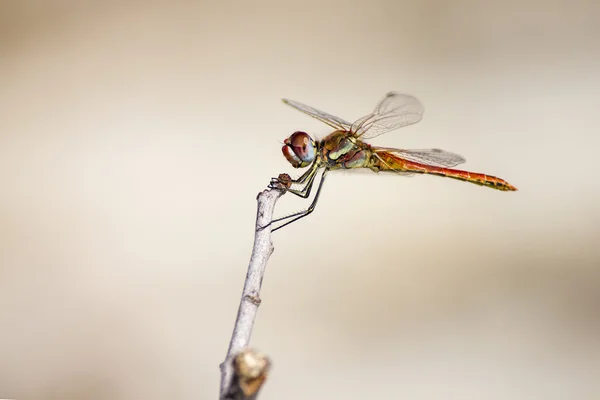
[{"x1": 375, "y1": 152, "x2": 517, "y2": 191}]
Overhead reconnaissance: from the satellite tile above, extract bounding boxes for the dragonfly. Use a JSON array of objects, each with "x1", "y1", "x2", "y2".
[{"x1": 267, "y1": 92, "x2": 517, "y2": 231}]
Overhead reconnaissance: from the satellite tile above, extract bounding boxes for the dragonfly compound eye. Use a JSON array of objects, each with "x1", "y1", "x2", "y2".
[{"x1": 282, "y1": 131, "x2": 315, "y2": 168}]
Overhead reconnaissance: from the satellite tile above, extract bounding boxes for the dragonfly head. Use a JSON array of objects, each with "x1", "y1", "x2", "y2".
[{"x1": 282, "y1": 131, "x2": 316, "y2": 168}]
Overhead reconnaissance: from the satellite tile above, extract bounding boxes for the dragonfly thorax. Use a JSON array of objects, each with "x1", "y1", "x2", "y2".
[{"x1": 282, "y1": 131, "x2": 316, "y2": 168}]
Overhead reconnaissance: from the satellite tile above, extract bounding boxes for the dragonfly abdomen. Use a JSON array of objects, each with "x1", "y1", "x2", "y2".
[
  {"x1": 374, "y1": 152, "x2": 517, "y2": 191},
  {"x1": 422, "y1": 167, "x2": 517, "y2": 191}
]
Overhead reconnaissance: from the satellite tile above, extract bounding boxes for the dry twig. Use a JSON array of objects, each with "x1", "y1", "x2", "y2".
[{"x1": 219, "y1": 182, "x2": 287, "y2": 400}]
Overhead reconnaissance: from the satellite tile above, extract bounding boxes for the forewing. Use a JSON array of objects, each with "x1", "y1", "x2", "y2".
[
  {"x1": 352, "y1": 92, "x2": 424, "y2": 139},
  {"x1": 282, "y1": 98, "x2": 353, "y2": 131},
  {"x1": 373, "y1": 147, "x2": 466, "y2": 168}
]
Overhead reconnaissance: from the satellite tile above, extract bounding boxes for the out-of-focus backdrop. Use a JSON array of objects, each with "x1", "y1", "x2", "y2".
[{"x1": 1, "y1": 0, "x2": 599, "y2": 399}]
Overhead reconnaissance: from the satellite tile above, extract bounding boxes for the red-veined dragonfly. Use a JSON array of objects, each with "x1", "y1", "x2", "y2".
[{"x1": 267, "y1": 92, "x2": 516, "y2": 231}]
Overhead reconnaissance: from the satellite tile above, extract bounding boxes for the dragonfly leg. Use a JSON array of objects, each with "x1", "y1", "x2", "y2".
[
  {"x1": 291, "y1": 166, "x2": 317, "y2": 184},
  {"x1": 258, "y1": 167, "x2": 323, "y2": 232},
  {"x1": 269, "y1": 164, "x2": 316, "y2": 191},
  {"x1": 271, "y1": 169, "x2": 329, "y2": 232},
  {"x1": 284, "y1": 165, "x2": 320, "y2": 199}
]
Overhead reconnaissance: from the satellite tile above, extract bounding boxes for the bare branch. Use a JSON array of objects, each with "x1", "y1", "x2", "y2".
[{"x1": 219, "y1": 184, "x2": 286, "y2": 400}]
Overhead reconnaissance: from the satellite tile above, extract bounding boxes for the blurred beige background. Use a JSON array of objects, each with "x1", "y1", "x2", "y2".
[{"x1": 1, "y1": 0, "x2": 599, "y2": 399}]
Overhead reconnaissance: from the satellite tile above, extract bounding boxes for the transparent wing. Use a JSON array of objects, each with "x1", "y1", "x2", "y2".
[
  {"x1": 282, "y1": 98, "x2": 353, "y2": 131},
  {"x1": 352, "y1": 92, "x2": 424, "y2": 139},
  {"x1": 372, "y1": 147, "x2": 466, "y2": 168}
]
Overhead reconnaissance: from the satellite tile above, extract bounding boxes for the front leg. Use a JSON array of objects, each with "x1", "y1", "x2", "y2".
[
  {"x1": 270, "y1": 168, "x2": 329, "y2": 232},
  {"x1": 284, "y1": 165, "x2": 321, "y2": 199},
  {"x1": 269, "y1": 164, "x2": 320, "y2": 199},
  {"x1": 259, "y1": 167, "x2": 327, "y2": 232},
  {"x1": 269, "y1": 164, "x2": 315, "y2": 188}
]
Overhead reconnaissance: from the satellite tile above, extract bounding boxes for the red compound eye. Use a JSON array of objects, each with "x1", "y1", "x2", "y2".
[{"x1": 281, "y1": 131, "x2": 315, "y2": 168}]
